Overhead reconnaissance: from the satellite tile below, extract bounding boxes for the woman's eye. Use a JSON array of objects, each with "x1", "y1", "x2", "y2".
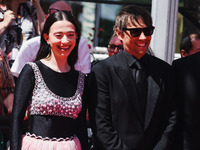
[
  {"x1": 68, "y1": 34, "x2": 75, "y2": 37},
  {"x1": 55, "y1": 34, "x2": 62, "y2": 38}
]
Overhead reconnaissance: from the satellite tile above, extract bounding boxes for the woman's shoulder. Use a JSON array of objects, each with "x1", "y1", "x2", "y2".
[{"x1": 17, "y1": 62, "x2": 35, "y2": 83}]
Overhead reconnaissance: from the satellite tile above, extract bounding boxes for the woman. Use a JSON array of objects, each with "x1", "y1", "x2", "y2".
[{"x1": 10, "y1": 11, "x2": 88, "y2": 150}]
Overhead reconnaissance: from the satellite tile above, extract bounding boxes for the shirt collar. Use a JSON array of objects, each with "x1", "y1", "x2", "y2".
[
  {"x1": 122, "y1": 50, "x2": 137, "y2": 67},
  {"x1": 122, "y1": 50, "x2": 148, "y2": 68}
]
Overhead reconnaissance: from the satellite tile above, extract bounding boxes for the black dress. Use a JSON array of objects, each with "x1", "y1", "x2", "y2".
[{"x1": 10, "y1": 60, "x2": 88, "y2": 150}]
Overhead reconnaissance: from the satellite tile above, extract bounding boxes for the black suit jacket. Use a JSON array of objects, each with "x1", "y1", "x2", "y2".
[
  {"x1": 172, "y1": 52, "x2": 200, "y2": 150},
  {"x1": 88, "y1": 51, "x2": 176, "y2": 150}
]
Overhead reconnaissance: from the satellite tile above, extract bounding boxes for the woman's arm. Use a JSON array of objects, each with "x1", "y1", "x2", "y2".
[
  {"x1": 10, "y1": 64, "x2": 35, "y2": 150},
  {"x1": 31, "y1": 0, "x2": 45, "y2": 34}
]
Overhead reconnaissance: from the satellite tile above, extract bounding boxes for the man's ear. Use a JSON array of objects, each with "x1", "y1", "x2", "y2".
[
  {"x1": 43, "y1": 33, "x2": 49, "y2": 44},
  {"x1": 180, "y1": 49, "x2": 188, "y2": 57},
  {"x1": 115, "y1": 28, "x2": 123, "y2": 41}
]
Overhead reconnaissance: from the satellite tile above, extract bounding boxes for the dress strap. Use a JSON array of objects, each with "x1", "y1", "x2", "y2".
[{"x1": 27, "y1": 62, "x2": 41, "y2": 81}]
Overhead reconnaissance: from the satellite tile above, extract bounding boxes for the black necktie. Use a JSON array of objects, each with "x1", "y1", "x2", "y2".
[{"x1": 134, "y1": 60, "x2": 147, "y2": 119}]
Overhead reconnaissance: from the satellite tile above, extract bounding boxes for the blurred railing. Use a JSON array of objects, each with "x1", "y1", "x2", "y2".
[{"x1": 90, "y1": 46, "x2": 108, "y2": 62}]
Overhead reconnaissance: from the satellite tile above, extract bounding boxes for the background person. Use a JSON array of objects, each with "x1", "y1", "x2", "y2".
[
  {"x1": 10, "y1": 11, "x2": 88, "y2": 150},
  {"x1": 88, "y1": 5, "x2": 175, "y2": 150},
  {"x1": 172, "y1": 46, "x2": 200, "y2": 149},
  {"x1": 107, "y1": 32, "x2": 123, "y2": 56},
  {"x1": 0, "y1": 0, "x2": 43, "y2": 61},
  {"x1": 0, "y1": 1, "x2": 43, "y2": 141},
  {"x1": 180, "y1": 33, "x2": 200, "y2": 57}
]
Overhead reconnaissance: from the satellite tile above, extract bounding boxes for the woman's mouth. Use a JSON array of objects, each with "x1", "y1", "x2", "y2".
[{"x1": 58, "y1": 45, "x2": 70, "y2": 50}]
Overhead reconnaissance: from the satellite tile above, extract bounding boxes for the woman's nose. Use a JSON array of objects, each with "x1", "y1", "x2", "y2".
[{"x1": 61, "y1": 35, "x2": 69, "y2": 43}]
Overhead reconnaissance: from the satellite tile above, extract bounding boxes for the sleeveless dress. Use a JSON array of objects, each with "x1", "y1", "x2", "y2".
[{"x1": 10, "y1": 61, "x2": 87, "y2": 150}]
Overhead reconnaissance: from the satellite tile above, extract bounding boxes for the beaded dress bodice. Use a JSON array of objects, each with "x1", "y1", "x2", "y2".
[{"x1": 28, "y1": 62, "x2": 85, "y2": 119}]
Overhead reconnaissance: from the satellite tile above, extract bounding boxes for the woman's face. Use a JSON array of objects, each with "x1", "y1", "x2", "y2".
[{"x1": 44, "y1": 20, "x2": 77, "y2": 58}]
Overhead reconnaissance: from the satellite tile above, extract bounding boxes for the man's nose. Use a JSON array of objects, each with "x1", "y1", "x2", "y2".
[
  {"x1": 139, "y1": 32, "x2": 147, "y2": 40},
  {"x1": 114, "y1": 47, "x2": 119, "y2": 54}
]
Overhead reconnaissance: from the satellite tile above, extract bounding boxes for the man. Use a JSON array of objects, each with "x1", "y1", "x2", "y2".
[
  {"x1": 11, "y1": 1, "x2": 91, "y2": 77},
  {"x1": 172, "y1": 43, "x2": 200, "y2": 149},
  {"x1": 91, "y1": 33, "x2": 123, "y2": 67},
  {"x1": 88, "y1": 5, "x2": 175, "y2": 150},
  {"x1": 107, "y1": 33, "x2": 123, "y2": 56},
  {"x1": 180, "y1": 33, "x2": 200, "y2": 57}
]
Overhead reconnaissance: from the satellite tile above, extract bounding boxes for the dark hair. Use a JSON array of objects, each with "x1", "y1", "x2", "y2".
[
  {"x1": 0, "y1": 0, "x2": 11, "y2": 8},
  {"x1": 35, "y1": 10, "x2": 80, "y2": 67},
  {"x1": 114, "y1": 5, "x2": 152, "y2": 34},
  {"x1": 180, "y1": 36, "x2": 192, "y2": 54},
  {"x1": 180, "y1": 33, "x2": 200, "y2": 54},
  {"x1": 110, "y1": 32, "x2": 118, "y2": 41}
]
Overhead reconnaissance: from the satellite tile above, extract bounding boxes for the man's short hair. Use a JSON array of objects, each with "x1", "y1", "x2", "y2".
[
  {"x1": 180, "y1": 33, "x2": 200, "y2": 53},
  {"x1": 114, "y1": 5, "x2": 152, "y2": 34}
]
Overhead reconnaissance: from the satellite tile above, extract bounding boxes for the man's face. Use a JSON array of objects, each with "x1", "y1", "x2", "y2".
[
  {"x1": 107, "y1": 36, "x2": 123, "y2": 56},
  {"x1": 117, "y1": 17, "x2": 152, "y2": 59}
]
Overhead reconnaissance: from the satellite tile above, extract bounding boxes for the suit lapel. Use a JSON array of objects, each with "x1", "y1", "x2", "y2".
[
  {"x1": 113, "y1": 52, "x2": 161, "y2": 128},
  {"x1": 144, "y1": 76, "x2": 160, "y2": 130},
  {"x1": 113, "y1": 51, "x2": 144, "y2": 124},
  {"x1": 143, "y1": 55, "x2": 161, "y2": 130}
]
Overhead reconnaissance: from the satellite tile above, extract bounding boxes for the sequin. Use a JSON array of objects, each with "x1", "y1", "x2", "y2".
[{"x1": 27, "y1": 62, "x2": 85, "y2": 119}]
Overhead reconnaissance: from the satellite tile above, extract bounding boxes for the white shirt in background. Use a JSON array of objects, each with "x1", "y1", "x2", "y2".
[{"x1": 11, "y1": 36, "x2": 91, "y2": 76}]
